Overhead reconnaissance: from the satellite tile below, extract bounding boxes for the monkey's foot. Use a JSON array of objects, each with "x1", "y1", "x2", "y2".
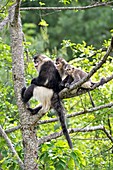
[{"x1": 27, "y1": 106, "x2": 42, "y2": 115}]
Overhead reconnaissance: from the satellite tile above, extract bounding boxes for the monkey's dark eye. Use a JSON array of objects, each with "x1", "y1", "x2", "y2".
[{"x1": 34, "y1": 60, "x2": 39, "y2": 64}]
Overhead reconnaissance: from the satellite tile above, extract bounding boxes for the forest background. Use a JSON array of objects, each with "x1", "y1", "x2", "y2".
[{"x1": 0, "y1": 0, "x2": 113, "y2": 170}]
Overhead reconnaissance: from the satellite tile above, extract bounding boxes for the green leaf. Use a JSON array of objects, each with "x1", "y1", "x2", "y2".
[{"x1": 38, "y1": 19, "x2": 49, "y2": 27}]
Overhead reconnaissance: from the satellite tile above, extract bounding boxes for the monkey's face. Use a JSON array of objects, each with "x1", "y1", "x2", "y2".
[
  {"x1": 65, "y1": 66, "x2": 73, "y2": 75},
  {"x1": 34, "y1": 54, "x2": 48, "y2": 72},
  {"x1": 34, "y1": 58, "x2": 42, "y2": 72},
  {"x1": 55, "y1": 60, "x2": 63, "y2": 71},
  {"x1": 55, "y1": 58, "x2": 66, "y2": 71}
]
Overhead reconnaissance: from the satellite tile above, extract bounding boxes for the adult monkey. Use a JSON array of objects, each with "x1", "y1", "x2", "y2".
[{"x1": 21, "y1": 54, "x2": 73, "y2": 149}]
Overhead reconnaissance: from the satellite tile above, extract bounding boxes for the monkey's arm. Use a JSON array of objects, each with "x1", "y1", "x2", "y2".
[
  {"x1": 60, "y1": 75, "x2": 74, "y2": 89},
  {"x1": 21, "y1": 84, "x2": 35, "y2": 103},
  {"x1": 31, "y1": 77, "x2": 37, "y2": 85},
  {"x1": 70, "y1": 74, "x2": 80, "y2": 86},
  {"x1": 31, "y1": 76, "x2": 46, "y2": 86}
]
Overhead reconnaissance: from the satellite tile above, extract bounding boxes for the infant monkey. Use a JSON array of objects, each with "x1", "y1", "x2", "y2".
[
  {"x1": 55, "y1": 57, "x2": 68, "y2": 80},
  {"x1": 64, "y1": 64, "x2": 93, "y2": 89},
  {"x1": 63, "y1": 64, "x2": 95, "y2": 107},
  {"x1": 55, "y1": 57, "x2": 74, "y2": 89}
]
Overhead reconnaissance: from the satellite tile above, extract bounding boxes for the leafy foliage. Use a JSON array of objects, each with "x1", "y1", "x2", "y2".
[{"x1": 0, "y1": 0, "x2": 113, "y2": 169}]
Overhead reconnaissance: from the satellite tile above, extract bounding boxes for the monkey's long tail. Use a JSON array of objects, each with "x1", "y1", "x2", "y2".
[
  {"x1": 51, "y1": 93, "x2": 73, "y2": 149},
  {"x1": 88, "y1": 91, "x2": 95, "y2": 107}
]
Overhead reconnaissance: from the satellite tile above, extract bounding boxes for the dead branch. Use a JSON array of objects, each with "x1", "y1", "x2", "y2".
[
  {"x1": 0, "y1": 16, "x2": 9, "y2": 31},
  {"x1": 5, "y1": 125, "x2": 21, "y2": 133},
  {"x1": 20, "y1": 1, "x2": 113, "y2": 11},
  {"x1": 0, "y1": 125, "x2": 24, "y2": 169}
]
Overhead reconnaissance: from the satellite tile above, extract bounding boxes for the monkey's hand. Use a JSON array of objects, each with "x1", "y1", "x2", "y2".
[
  {"x1": 31, "y1": 78, "x2": 37, "y2": 85},
  {"x1": 60, "y1": 82, "x2": 65, "y2": 87},
  {"x1": 27, "y1": 106, "x2": 42, "y2": 115},
  {"x1": 65, "y1": 83, "x2": 70, "y2": 89},
  {"x1": 100, "y1": 77, "x2": 106, "y2": 86}
]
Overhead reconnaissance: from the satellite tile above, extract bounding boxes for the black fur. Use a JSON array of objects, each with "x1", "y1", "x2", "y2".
[
  {"x1": 31, "y1": 61, "x2": 62, "y2": 93},
  {"x1": 60, "y1": 75, "x2": 74, "y2": 88},
  {"x1": 27, "y1": 106, "x2": 42, "y2": 115},
  {"x1": 21, "y1": 84, "x2": 35, "y2": 103},
  {"x1": 51, "y1": 93, "x2": 73, "y2": 149}
]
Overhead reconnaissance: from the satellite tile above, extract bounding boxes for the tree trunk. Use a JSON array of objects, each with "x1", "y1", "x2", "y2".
[{"x1": 9, "y1": 1, "x2": 38, "y2": 169}]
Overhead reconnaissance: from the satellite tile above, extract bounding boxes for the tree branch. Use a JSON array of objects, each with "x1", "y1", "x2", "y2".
[
  {"x1": 62, "y1": 73, "x2": 113, "y2": 98},
  {"x1": 20, "y1": 1, "x2": 113, "y2": 11},
  {"x1": 9, "y1": 1, "x2": 39, "y2": 169},
  {"x1": 5, "y1": 125, "x2": 21, "y2": 133},
  {"x1": 92, "y1": 74, "x2": 113, "y2": 89},
  {"x1": 38, "y1": 102, "x2": 113, "y2": 124},
  {"x1": 38, "y1": 125, "x2": 113, "y2": 145},
  {"x1": 0, "y1": 16, "x2": 9, "y2": 31},
  {"x1": 0, "y1": 125, "x2": 24, "y2": 169},
  {"x1": 103, "y1": 127, "x2": 113, "y2": 143},
  {"x1": 0, "y1": 4, "x2": 16, "y2": 31}
]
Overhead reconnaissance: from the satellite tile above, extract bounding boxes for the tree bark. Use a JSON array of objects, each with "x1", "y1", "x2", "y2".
[{"x1": 9, "y1": 1, "x2": 38, "y2": 169}]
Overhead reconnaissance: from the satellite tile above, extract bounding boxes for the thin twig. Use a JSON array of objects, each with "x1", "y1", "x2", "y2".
[{"x1": 103, "y1": 127, "x2": 113, "y2": 143}]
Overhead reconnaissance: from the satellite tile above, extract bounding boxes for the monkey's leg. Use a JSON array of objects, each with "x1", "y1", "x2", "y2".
[
  {"x1": 28, "y1": 104, "x2": 42, "y2": 115},
  {"x1": 51, "y1": 93, "x2": 73, "y2": 149}
]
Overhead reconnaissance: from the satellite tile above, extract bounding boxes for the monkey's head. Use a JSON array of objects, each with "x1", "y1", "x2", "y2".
[
  {"x1": 33, "y1": 54, "x2": 51, "y2": 71},
  {"x1": 55, "y1": 57, "x2": 67, "y2": 71},
  {"x1": 65, "y1": 64, "x2": 74, "y2": 75}
]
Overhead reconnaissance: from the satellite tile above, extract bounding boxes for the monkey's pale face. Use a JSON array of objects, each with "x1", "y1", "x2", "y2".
[
  {"x1": 55, "y1": 61, "x2": 63, "y2": 70},
  {"x1": 34, "y1": 58, "x2": 43, "y2": 72},
  {"x1": 65, "y1": 66, "x2": 73, "y2": 75},
  {"x1": 34, "y1": 55, "x2": 51, "y2": 72}
]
